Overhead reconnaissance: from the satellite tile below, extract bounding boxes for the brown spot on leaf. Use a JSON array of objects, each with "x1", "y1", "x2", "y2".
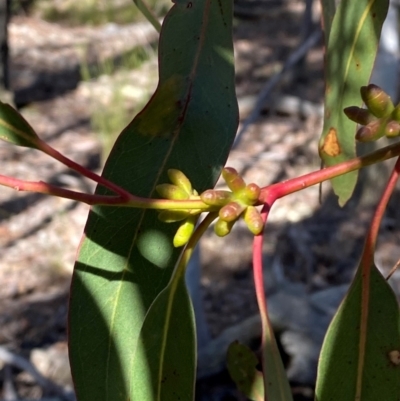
[
  {"x1": 321, "y1": 127, "x2": 341, "y2": 157},
  {"x1": 388, "y1": 350, "x2": 400, "y2": 366},
  {"x1": 187, "y1": 2, "x2": 192, "y2": 8}
]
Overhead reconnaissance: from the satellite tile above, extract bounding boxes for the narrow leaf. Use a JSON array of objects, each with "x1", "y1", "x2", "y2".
[
  {"x1": 133, "y1": 0, "x2": 162, "y2": 32},
  {"x1": 315, "y1": 264, "x2": 400, "y2": 401},
  {"x1": 318, "y1": 0, "x2": 389, "y2": 205},
  {"x1": 227, "y1": 341, "x2": 264, "y2": 401},
  {"x1": 261, "y1": 314, "x2": 293, "y2": 401},
  {"x1": 69, "y1": 1, "x2": 238, "y2": 401},
  {"x1": 131, "y1": 275, "x2": 196, "y2": 400},
  {"x1": 320, "y1": 0, "x2": 336, "y2": 44},
  {"x1": 0, "y1": 102, "x2": 41, "y2": 149}
]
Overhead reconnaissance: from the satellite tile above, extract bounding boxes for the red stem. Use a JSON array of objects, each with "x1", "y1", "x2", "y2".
[
  {"x1": 354, "y1": 158, "x2": 400, "y2": 400},
  {"x1": 260, "y1": 141, "x2": 400, "y2": 202},
  {"x1": 253, "y1": 204, "x2": 271, "y2": 351},
  {"x1": 0, "y1": 173, "x2": 213, "y2": 209},
  {"x1": 0, "y1": 174, "x2": 125, "y2": 205},
  {"x1": 3, "y1": 139, "x2": 400, "y2": 210},
  {"x1": 39, "y1": 140, "x2": 133, "y2": 200},
  {"x1": 361, "y1": 155, "x2": 400, "y2": 267},
  {"x1": 253, "y1": 197, "x2": 287, "y2": 400}
]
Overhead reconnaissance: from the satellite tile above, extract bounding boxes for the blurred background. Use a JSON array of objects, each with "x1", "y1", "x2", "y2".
[{"x1": 0, "y1": 0, "x2": 400, "y2": 400}]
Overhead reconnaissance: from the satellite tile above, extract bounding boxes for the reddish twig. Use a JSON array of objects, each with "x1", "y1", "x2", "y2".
[
  {"x1": 354, "y1": 157, "x2": 400, "y2": 400},
  {"x1": 259, "y1": 140, "x2": 400, "y2": 202},
  {"x1": 362, "y1": 155, "x2": 400, "y2": 264},
  {"x1": 39, "y1": 141, "x2": 133, "y2": 200},
  {"x1": 253, "y1": 192, "x2": 290, "y2": 400}
]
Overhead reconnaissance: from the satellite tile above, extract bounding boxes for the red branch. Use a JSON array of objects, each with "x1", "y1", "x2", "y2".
[
  {"x1": 0, "y1": 174, "x2": 125, "y2": 205},
  {"x1": 360, "y1": 156, "x2": 400, "y2": 271},
  {"x1": 38, "y1": 141, "x2": 133, "y2": 200},
  {"x1": 259, "y1": 141, "x2": 400, "y2": 202}
]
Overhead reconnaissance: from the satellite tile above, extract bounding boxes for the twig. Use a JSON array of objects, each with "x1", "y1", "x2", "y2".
[
  {"x1": 0, "y1": 347, "x2": 74, "y2": 401},
  {"x1": 233, "y1": 29, "x2": 322, "y2": 149},
  {"x1": 2, "y1": 363, "x2": 18, "y2": 401},
  {"x1": 386, "y1": 257, "x2": 400, "y2": 280}
]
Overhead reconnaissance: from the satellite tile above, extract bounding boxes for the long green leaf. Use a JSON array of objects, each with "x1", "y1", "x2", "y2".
[
  {"x1": 69, "y1": 1, "x2": 238, "y2": 400},
  {"x1": 319, "y1": 0, "x2": 388, "y2": 206},
  {"x1": 261, "y1": 314, "x2": 293, "y2": 401},
  {"x1": 131, "y1": 275, "x2": 196, "y2": 400},
  {"x1": 315, "y1": 264, "x2": 400, "y2": 400}
]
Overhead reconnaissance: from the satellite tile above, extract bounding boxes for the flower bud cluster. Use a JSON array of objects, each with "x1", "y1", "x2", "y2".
[
  {"x1": 344, "y1": 84, "x2": 400, "y2": 142},
  {"x1": 156, "y1": 169, "x2": 201, "y2": 247},
  {"x1": 201, "y1": 167, "x2": 263, "y2": 237}
]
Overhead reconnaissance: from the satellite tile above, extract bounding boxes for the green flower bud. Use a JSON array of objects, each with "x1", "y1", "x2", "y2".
[
  {"x1": 360, "y1": 84, "x2": 394, "y2": 118},
  {"x1": 173, "y1": 216, "x2": 196, "y2": 247},
  {"x1": 343, "y1": 106, "x2": 375, "y2": 125},
  {"x1": 214, "y1": 218, "x2": 235, "y2": 237},
  {"x1": 222, "y1": 167, "x2": 246, "y2": 193},
  {"x1": 243, "y1": 183, "x2": 261, "y2": 204},
  {"x1": 243, "y1": 206, "x2": 264, "y2": 235},
  {"x1": 156, "y1": 183, "x2": 189, "y2": 200},
  {"x1": 385, "y1": 121, "x2": 400, "y2": 138},
  {"x1": 200, "y1": 189, "x2": 233, "y2": 206},
  {"x1": 391, "y1": 104, "x2": 400, "y2": 122},
  {"x1": 219, "y1": 201, "x2": 246, "y2": 222},
  {"x1": 158, "y1": 209, "x2": 191, "y2": 223},
  {"x1": 167, "y1": 169, "x2": 192, "y2": 195},
  {"x1": 355, "y1": 120, "x2": 386, "y2": 142}
]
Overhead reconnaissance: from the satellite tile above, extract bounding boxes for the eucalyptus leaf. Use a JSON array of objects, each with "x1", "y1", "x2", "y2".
[
  {"x1": 319, "y1": 0, "x2": 389, "y2": 205},
  {"x1": 0, "y1": 102, "x2": 41, "y2": 149},
  {"x1": 69, "y1": 1, "x2": 238, "y2": 400},
  {"x1": 315, "y1": 264, "x2": 400, "y2": 401},
  {"x1": 227, "y1": 341, "x2": 264, "y2": 401}
]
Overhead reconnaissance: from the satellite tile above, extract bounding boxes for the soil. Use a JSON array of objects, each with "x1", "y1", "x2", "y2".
[{"x1": 1, "y1": 1, "x2": 400, "y2": 400}]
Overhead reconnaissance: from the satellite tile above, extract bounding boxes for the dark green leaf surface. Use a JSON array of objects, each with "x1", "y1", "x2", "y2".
[
  {"x1": 0, "y1": 102, "x2": 41, "y2": 149},
  {"x1": 318, "y1": 0, "x2": 388, "y2": 205},
  {"x1": 69, "y1": 1, "x2": 238, "y2": 400},
  {"x1": 315, "y1": 264, "x2": 400, "y2": 401}
]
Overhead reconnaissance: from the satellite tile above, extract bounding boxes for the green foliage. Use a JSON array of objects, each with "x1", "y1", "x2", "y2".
[
  {"x1": 316, "y1": 265, "x2": 400, "y2": 401},
  {"x1": 131, "y1": 275, "x2": 196, "y2": 400},
  {"x1": 1, "y1": 1, "x2": 400, "y2": 400},
  {"x1": 319, "y1": 0, "x2": 389, "y2": 205},
  {"x1": 69, "y1": 1, "x2": 238, "y2": 400},
  {"x1": 0, "y1": 102, "x2": 41, "y2": 149},
  {"x1": 227, "y1": 342, "x2": 264, "y2": 401}
]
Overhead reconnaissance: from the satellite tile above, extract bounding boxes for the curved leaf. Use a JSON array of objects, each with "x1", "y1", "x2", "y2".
[
  {"x1": 69, "y1": 1, "x2": 238, "y2": 401},
  {"x1": 0, "y1": 102, "x2": 41, "y2": 149},
  {"x1": 227, "y1": 341, "x2": 264, "y2": 401},
  {"x1": 320, "y1": 0, "x2": 336, "y2": 44},
  {"x1": 131, "y1": 275, "x2": 196, "y2": 400},
  {"x1": 315, "y1": 263, "x2": 400, "y2": 401},
  {"x1": 133, "y1": 0, "x2": 162, "y2": 32},
  {"x1": 319, "y1": 0, "x2": 389, "y2": 205},
  {"x1": 261, "y1": 314, "x2": 293, "y2": 401}
]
